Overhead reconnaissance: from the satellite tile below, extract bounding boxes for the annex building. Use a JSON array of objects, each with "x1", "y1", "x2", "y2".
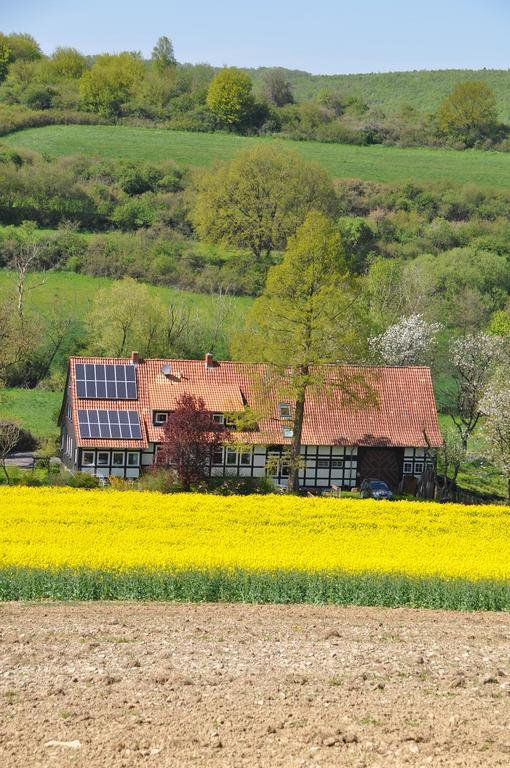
[{"x1": 59, "y1": 353, "x2": 443, "y2": 489}]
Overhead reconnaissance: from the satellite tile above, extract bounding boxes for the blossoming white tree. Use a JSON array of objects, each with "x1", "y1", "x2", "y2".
[
  {"x1": 369, "y1": 314, "x2": 442, "y2": 366},
  {"x1": 480, "y1": 381, "x2": 510, "y2": 502}
]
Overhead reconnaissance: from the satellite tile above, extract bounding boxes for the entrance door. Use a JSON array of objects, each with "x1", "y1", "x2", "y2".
[{"x1": 358, "y1": 449, "x2": 400, "y2": 490}]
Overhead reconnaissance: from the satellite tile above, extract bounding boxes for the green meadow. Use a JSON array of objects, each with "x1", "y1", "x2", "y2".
[{"x1": 6, "y1": 124, "x2": 510, "y2": 188}]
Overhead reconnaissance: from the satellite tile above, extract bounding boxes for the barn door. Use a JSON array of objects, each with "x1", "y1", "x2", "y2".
[{"x1": 358, "y1": 449, "x2": 400, "y2": 490}]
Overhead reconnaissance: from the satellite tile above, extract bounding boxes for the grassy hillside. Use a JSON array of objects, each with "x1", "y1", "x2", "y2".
[
  {"x1": 0, "y1": 269, "x2": 251, "y2": 321},
  {"x1": 249, "y1": 68, "x2": 510, "y2": 121},
  {"x1": 6, "y1": 125, "x2": 510, "y2": 188},
  {"x1": 0, "y1": 389, "x2": 61, "y2": 440}
]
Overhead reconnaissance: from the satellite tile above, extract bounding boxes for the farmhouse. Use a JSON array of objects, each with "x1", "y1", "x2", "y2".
[{"x1": 59, "y1": 353, "x2": 443, "y2": 489}]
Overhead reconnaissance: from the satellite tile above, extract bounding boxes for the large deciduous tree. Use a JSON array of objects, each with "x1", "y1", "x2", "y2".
[
  {"x1": 189, "y1": 145, "x2": 336, "y2": 268},
  {"x1": 157, "y1": 394, "x2": 229, "y2": 490},
  {"x1": 79, "y1": 53, "x2": 145, "y2": 117},
  {"x1": 232, "y1": 210, "x2": 370, "y2": 493},
  {"x1": 206, "y1": 67, "x2": 255, "y2": 129},
  {"x1": 437, "y1": 81, "x2": 498, "y2": 146}
]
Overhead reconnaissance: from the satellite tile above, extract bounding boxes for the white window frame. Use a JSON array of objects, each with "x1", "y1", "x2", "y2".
[
  {"x1": 225, "y1": 448, "x2": 237, "y2": 466},
  {"x1": 240, "y1": 448, "x2": 252, "y2": 466},
  {"x1": 403, "y1": 461, "x2": 413, "y2": 474},
  {"x1": 154, "y1": 412, "x2": 168, "y2": 425},
  {"x1": 97, "y1": 451, "x2": 110, "y2": 466},
  {"x1": 212, "y1": 413, "x2": 225, "y2": 425},
  {"x1": 82, "y1": 451, "x2": 95, "y2": 466},
  {"x1": 112, "y1": 451, "x2": 124, "y2": 466},
  {"x1": 127, "y1": 452, "x2": 140, "y2": 467},
  {"x1": 317, "y1": 459, "x2": 329, "y2": 469},
  {"x1": 283, "y1": 427, "x2": 294, "y2": 439},
  {"x1": 279, "y1": 403, "x2": 291, "y2": 419}
]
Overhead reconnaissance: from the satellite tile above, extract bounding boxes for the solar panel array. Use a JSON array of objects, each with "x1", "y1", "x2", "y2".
[
  {"x1": 75, "y1": 363, "x2": 137, "y2": 400},
  {"x1": 77, "y1": 409, "x2": 142, "y2": 440}
]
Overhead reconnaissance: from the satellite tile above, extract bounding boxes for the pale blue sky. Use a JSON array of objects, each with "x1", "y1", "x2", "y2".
[{"x1": 2, "y1": 0, "x2": 509, "y2": 74}]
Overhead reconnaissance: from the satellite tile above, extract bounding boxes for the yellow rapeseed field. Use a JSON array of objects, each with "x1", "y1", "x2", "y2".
[{"x1": 0, "y1": 486, "x2": 509, "y2": 580}]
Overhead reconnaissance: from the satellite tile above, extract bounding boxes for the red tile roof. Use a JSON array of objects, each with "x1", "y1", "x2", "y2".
[{"x1": 65, "y1": 356, "x2": 443, "y2": 449}]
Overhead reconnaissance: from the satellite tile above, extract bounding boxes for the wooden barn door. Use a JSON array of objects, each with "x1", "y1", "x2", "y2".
[{"x1": 358, "y1": 449, "x2": 400, "y2": 490}]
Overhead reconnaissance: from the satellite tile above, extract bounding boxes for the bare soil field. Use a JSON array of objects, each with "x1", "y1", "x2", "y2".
[{"x1": 1, "y1": 604, "x2": 509, "y2": 767}]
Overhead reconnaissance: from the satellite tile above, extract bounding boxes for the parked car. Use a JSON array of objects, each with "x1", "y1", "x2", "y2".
[{"x1": 360, "y1": 478, "x2": 394, "y2": 500}]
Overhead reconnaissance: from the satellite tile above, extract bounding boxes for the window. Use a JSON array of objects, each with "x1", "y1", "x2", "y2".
[
  {"x1": 280, "y1": 462, "x2": 290, "y2": 477},
  {"x1": 213, "y1": 413, "x2": 225, "y2": 424},
  {"x1": 154, "y1": 412, "x2": 168, "y2": 425},
  {"x1": 279, "y1": 403, "x2": 291, "y2": 419},
  {"x1": 403, "y1": 461, "x2": 413, "y2": 474},
  {"x1": 82, "y1": 451, "x2": 94, "y2": 466},
  {"x1": 97, "y1": 451, "x2": 109, "y2": 466},
  {"x1": 317, "y1": 459, "x2": 330, "y2": 469},
  {"x1": 240, "y1": 449, "x2": 252, "y2": 466},
  {"x1": 112, "y1": 452, "x2": 124, "y2": 466},
  {"x1": 226, "y1": 448, "x2": 237, "y2": 465},
  {"x1": 212, "y1": 446, "x2": 223, "y2": 465},
  {"x1": 127, "y1": 452, "x2": 140, "y2": 467},
  {"x1": 331, "y1": 459, "x2": 343, "y2": 469},
  {"x1": 283, "y1": 427, "x2": 294, "y2": 438},
  {"x1": 414, "y1": 462, "x2": 424, "y2": 474}
]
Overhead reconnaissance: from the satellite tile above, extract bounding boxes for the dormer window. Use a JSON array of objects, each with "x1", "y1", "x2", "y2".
[
  {"x1": 279, "y1": 403, "x2": 291, "y2": 419},
  {"x1": 154, "y1": 412, "x2": 168, "y2": 425},
  {"x1": 283, "y1": 427, "x2": 294, "y2": 439},
  {"x1": 212, "y1": 413, "x2": 225, "y2": 425}
]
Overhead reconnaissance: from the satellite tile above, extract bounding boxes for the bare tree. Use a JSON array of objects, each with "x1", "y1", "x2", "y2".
[
  {"x1": 0, "y1": 423, "x2": 20, "y2": 485},
  {"x1": 9, "y1": 222, "x2": 44, "y2": 319}
]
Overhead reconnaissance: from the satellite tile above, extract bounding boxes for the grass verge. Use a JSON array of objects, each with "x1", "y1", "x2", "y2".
[{"x1": 1, "y1": 568, "x2": 509, "y2": 611}]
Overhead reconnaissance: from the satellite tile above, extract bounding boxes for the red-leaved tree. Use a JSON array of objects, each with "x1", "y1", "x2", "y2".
[{"x1": 156, "y1": 393, "x2": 229, "y2": 490}]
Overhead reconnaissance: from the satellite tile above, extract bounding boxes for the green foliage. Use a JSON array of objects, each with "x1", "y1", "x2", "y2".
[
  {"x1": 0, "y1": 33, "x2": 41, "y2": 62},
  {"x1": 151, "y1": 36, "x2": 176, "y2": 72},
  {"x1": 79, "y1": 53, "x2": 145, "y2": 117},
  {"x1": 206, "y1": 67, "x2": 255, "y2": 129},
  {"x1": 437, "y1": 81, "x2": 499, "y2": 146},
  {"x1": 0, "y1": 44, "x2": 10, "y2": 84},
  {"x1": 1, "y1": 567, "x2": 510, "y2": 610},
  {"x1": 48, "y1": 47, "x2": 87, "y2": 80},
  {"x1": 261, "y1": 68, "x2": 294, "y2": 107},
  {"x1": 189, "y1": 144, "x2": 336, "y2": 263}
]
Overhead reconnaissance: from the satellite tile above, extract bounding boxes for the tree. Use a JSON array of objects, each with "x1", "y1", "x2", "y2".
[
  {"x1": 157, "y1": 394, "x2": 229, "y2": 490},
  {"x1": 206, "y1": 67, "x2": 255, "y2": 129},
  {"x1": 49, "y1": 47, "x2": 87, "y2": 79},
  {"x1": 480, "y1": 380, "x2": 510, "y2": 501},
  {"x1": 232, "y1": 211, "x2": 370, "y2": 493},
  {"x1": 262, "y1": 68, "x2": 294, "y2": 107},
  {"x1": 8, "y1": 221, "x2": 43, "y2": 319},
  {"x1": 79, "y1": 53, "x2": 145, "y2": 117},
  {"x1": 0, "y1": 32, "x2": 41, "y2": 62},
  {"x1": 437, "y1": 81, "x2": 498, "y2": 146},
  {"x1": 369, "y1": 314, "x2": 442, "y2": 366},
  {"x1": 0, "y1": 422, "x2": 20, "y2": 485},
  {"x1": 151, "y1": 36, "x2": 176, "y2": 72},
  {"x1": 442, "y1": 332, "x2": 503, "y2": 480},
  {"x1": 189, "y1": 144, "x2": 336, "y2": 267},
  {"x1": 0, "y1": 43, "x2": 10, "y2": 83}
]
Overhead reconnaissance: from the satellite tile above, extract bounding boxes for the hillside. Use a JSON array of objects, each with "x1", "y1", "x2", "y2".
[
  {"x1": 249, "y1": 67, "x2": 510, "y2": 121},
  {"x1": 6, "y1": 125, "x2": 510, "y2": 188}
]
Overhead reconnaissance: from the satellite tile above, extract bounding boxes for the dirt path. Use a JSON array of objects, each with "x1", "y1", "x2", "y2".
[{"x1": 1, "y1": 603, "x2": 510, "y2": 767}]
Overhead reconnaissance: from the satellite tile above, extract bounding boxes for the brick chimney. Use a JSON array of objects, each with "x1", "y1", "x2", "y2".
[
  {"x1": 131, "y1": 351, "x2": 140, "y2": 365},
  {"x1": 205, "y1": 352, "x2": 214, "y2": 369}
]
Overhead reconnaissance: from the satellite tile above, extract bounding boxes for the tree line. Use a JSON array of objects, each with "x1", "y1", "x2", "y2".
[{"x1": 0, "y1": 32, "x2": 507, "y2": 150}]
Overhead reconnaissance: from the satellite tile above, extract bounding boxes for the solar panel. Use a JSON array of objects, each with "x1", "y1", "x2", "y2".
[
  {"x1": 77, "y1": 409, "x2": 142, "y2": 440},
  {"x1": 75, "y1": 363, "x2": 137, "y2": 400}
]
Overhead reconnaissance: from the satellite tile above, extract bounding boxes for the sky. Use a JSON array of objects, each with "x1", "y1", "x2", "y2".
[{"x1": 2, "y1": 0, "x2": 510, "y2": 74}]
